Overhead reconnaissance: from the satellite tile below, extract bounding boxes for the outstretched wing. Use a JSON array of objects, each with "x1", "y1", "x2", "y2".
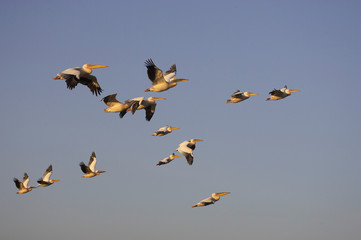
[
  {"x1": 231, "y1": 90, "x2": 243, "y2": 98},
  {"x1": 79, "y1": 162, "x2": 91, "y2": 174},
  {"x1": 42, "y1": 165, "x2": 53, "y2": 182},
  {"x1": 22, "y1": 173, "x2": 30, "y2": 188},
  {"x1": 102, "y1": 93, "x2": 120, "y2": 107},
  {"x1": 78, "y1": 75, "x2": 103, "y2": 96},
  {"x1": 13, "y1": 178, "x2": 21, "y2": 189},
  {"x1": 145, "y1": 59, "x2": 166, "y2": 85},
  {"x1": 145, "y1": 103, "x2": 156, "y2": 121},
  {"x1": 88, "y1": 152, "x2": 97, "y2": 172},
  {"x1": 164, "y1": 64, "x2": 176, "y2": 82}
]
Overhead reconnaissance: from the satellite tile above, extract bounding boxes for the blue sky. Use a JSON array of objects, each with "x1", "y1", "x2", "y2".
[{"x1": 0, "y1": 1, "x2": 360, "y2": 240}]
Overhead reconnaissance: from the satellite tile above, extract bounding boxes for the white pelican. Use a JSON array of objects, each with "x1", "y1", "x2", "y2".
[
  {"x1": 13, "y1": 173, "x2": 37, "y2": 194},
  {"x1": 156, "y1": 153, "x2": 180, "y2": 166},
  {"x1": 152, "y1": 126, "x2": 179, "y2": 136},
  {"x1": 226, "y1": 90, "x2": 258, "y2": 103},
  {"x1": 53, "y1": 64, "x2": 108, "y2": 96},
  {"x1": 102, "y1": 93, "x2": 132, "y2": 118},
  {"x1": 266, "y1": 85, "x2": 300, "y2": 101},
  {"x1": 175, "y1": 139, "x2": 203, "y2": 165},
  {"x1": 37, "y1": 165, "x2": 60, "y2": 187},
  {"x1": 192, "y1": 192, "x2": 230, "y2": 208},
  {"x1": 127, "y1": 96, "x2": 166, "y2": 121},
  {"x1": 144, "y1": 58, "x2": 188, "y2": 92},
  {"x1": 79, "y1": 152, "x2": 106, "y2": 178}
]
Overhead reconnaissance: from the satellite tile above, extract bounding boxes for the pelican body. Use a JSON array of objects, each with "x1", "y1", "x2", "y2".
[
  {"x1": 80, "y1": 152, "x2": 106, "y2": 178},
  {"x1": 156, "y1": 153, "x2": 180, "y2": 166},
  {"x1": 37, "y1": 165, "x2": 60, "y2": 187},
  {"x1": 266, "y1": 85, "x2": 300, "y2": 101},
  {"x1": 127, "y1": 96, "x2": 166, "y2": 121},
  {"x1": 226, "y1": 90, "x2": 258, "y2": 103},
  {"x1": 152, "y1": 126, "x2": 179, "y2": 136},
  {"x1": 102, "y1": 93, "x2": 132, "y2": 118},
  {"x1": 144, "y1": 58, "x2": 188, "y2": 92},
  {"x1": 176, "y1": 139, "x2": 203, "y2": 165},
  {"x1": 13, "y1": 173, "x2": 37, "y2": 194},
  {"x1": 192, "y1": 192, "x2": 230, "y2": 208},
  {"x1": 53, "y1": 64, "x2": 108, "y2": 96}
]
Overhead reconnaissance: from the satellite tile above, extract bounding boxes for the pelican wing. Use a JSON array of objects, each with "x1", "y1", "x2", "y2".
[
  {"x1": 79, "y1": 162, "x2": 91, "y2": 174},
  {"x1": 145, "y1": 59, "x2": 166, "y2": 85},
  {"x1": 102, "y1": 93, "x2": 123, "y2": 108},
  {"x1": 88, "y1": 152, "x2": 97, "y2": 172},
  {"x1": 13, "y1": 178, "x2": 21, "y2": 189},
  {"x1": 77, "y1": 74, "x2": 103, "y2": 96},
  {"x1": 42, "y1": 165, "x2": 53, "y2": 182},
  {"x1": 231, "y1": 90, "x2": 243, "y2": 98},
  {"x1": 187, "y1": 142, "x2": 196, "y2": 150},
  {"x1": 269, "y1": 89, "x2": 286, "y2": 97},
  {"x1": 199, "y1": 196, "x2": 216, "y2": 206},
  {"x1": 145, "y1": 103, "x2": 156, "y2": 121},
  {"x1": 164, "y1": 64, "x2": 176, "y2": 82},
  {"x1": 22, "y1": 173, "x2": 30, "y2": 188},
  {"x1": 127, "y1": 97, "x2": 145, "y2": 114}
]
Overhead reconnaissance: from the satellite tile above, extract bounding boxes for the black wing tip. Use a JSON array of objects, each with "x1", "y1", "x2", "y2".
[
  {"x1": 144, "y1": 58, "x2": 155, "y2": 67},
  {"x1": 79, "y1": 161, "x2": 85, "y2": 166},
  {"x1": 13, "y1": 177, "x2": 19, "y2": 182}
]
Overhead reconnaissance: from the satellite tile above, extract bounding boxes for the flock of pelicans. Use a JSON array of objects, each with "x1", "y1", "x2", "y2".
[{"x1": 13, "y1": 59, "x2": 299, "y2": 208}]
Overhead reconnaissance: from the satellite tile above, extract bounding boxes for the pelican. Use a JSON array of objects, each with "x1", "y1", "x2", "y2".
[
  {"x1": 144, "y1": 58, "x2": 188, "y2": 92},
  {"x1": 152, "y1": 126, "x2": 179, "y2": 136},
  {"x1": 266, "y1": 85, "x2": 300, "y2": 101},
  {"x1": 156, "y1": 153, "x2": 180, "y2": 166},
  {"x1": 102, "y1": 93, "x2": 132, "y2": 118},
  {"x1": 226, "y1": 90, "x2": 258, "y2": 103},
  {"x1": 37, "y1": 165, "x2": 60, "y2": 187},
  {"x1": 13, "y1": 173, "x2": 37, "y2": 194},
  {"x1": 192, "y1": 192, "x2": 230, "y2": 208},
  {"x1": 53, "y1": 64, "x2": 108, "y2": 96},
  {"x1": 127, "y1": 97, "x2": 166, "y2": 121},
  {"x1": 79, "y1": 152, "x2": 106, "y2": 178},
  {"x1": 175, "y1": 139, "x2": 203, "y2": 165}
]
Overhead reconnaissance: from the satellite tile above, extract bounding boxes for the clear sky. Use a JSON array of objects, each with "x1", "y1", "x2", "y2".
[{"x1": 0, "y1": 0, "x2": 360, "y2": 240}]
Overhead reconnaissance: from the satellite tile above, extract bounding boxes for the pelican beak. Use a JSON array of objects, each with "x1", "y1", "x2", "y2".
[
  {"x1": 174, "y1": 79, "x2": 189, "y2": 82},
  {"x1": 53, "y1": 180, "x2": 60, "y2": 183},
  {"x1": 153, "y1": 97, "x2": 166, "y2": 101},
  {"x1": 290, "y1": 89, "x2": 300, "y2": 93},
  {"x1": 216, "y1": 192, "x2": 231, "y2": 196},
  {"x1": 88, "y1": 64, "x2": 108, "y2": 69},
  {"x1": 250, "y1": 92, "x2": 258, "y2": 95},
  {"x1": 194, "y1": 139, "x2": 203, "y2": 142},
  {"x1": 174, "y1": 155, "x2": 181, "y2": 158},
  {"x1": 170, "y1": 127, "x2": 179, "y2": 131}
]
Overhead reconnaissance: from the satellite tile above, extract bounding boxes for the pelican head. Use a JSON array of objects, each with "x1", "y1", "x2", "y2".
[
  {"x1": 244, "y1": 92, "x2": 258, "y2": 97},
  {"x1": 95, "y1": 170, "x2": 106, "y2": 175},
  {"x1": 285, "y1": 89, "x2": 300, "y2": 94},
  {"x1": 170, "y1": 153, "x2": 181, "y2": 160},
  {"x1": 148, "y1": 97, "x2": 166, "y2": 102},
  {"x1": 190, "y1": 139, "x2": 203, "y2": 143},
  {"x1": 167, "y1": 126, "x2": 179, "y2": 132},
  {"x1": 213, "y1": 192, "x2": 231, "y2": 197}
]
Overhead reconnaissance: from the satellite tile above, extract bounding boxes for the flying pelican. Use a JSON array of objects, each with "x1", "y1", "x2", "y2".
[
  {"x1": 53, "y1": 64, "x2": 108, "y2": 96},
  {"x1": 226, "y1": 90, "x2": 258, "y2": 103},
  {"x1": 192, "y1": 192, "x2": 230, "y2": 208},
  {"x1": 127, "y1": 97, "x2": 166, "y2": 121},
  {"x1": 266, "y1": 85, "x2": 300, "y2": 101},
  {"x1": 102, "y1": 93, "x2": 132, "y2": 118},
  {"x1": 176, "y1": 139, "x2": 203, "y2": 165},
  {"x1": 156, "y1": 153, "x2": 180, "y2": 166},
  {"x1": 79, "y1": 152, "x2": 106, "y2": 178},
  {"x1": 37, "y1": 165, "x2": 60, "y2": 187},
  {"x1": 13, "y1": 173, "x2": 37, "y2": 194},
  {"x1": 152, "y1": 126, "x2": 179, "y2": 136},
  {"x1": 144, "y1": 58, "x2": 188, "y2": 92}
]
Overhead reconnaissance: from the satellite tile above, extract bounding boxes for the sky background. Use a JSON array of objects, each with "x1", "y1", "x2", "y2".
[{"x1": 0, "y1": 0, "x2": 360, "y2": 239}]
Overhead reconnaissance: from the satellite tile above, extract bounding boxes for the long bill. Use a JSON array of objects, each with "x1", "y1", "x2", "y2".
[{"x1": 88, "y1": 64, "x2": 109, "y2": 69}]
